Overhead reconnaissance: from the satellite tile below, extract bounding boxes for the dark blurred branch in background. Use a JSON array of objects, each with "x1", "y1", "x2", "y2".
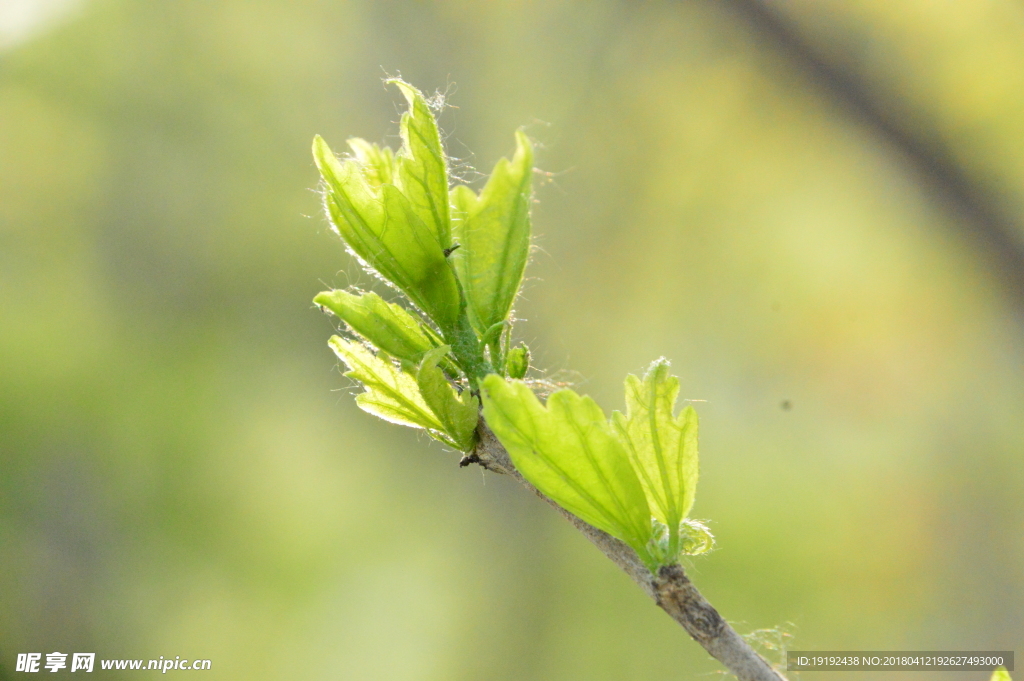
[{"x1": 712, "y1": 0, "x2": 1024, "y2": 315}]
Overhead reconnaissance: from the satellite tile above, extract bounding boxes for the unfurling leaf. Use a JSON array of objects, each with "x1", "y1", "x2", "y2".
[
  {"x1": 315, "y1": 289, "x2": 433, "y2": 363},
  {"x1": 505, "y1": 344, "x2": 530, "y2": 379},
  {"x1": 450, "y1": 130, "x2": 533, "y2": 335},
  {"x1": 677, "y1": 518, "x2": 714, "y2": 555},
  {"x1": 416, "y1": 346, "x2": 479, "y2": 451},
  {"x1": 647, "y1": 518, "x2": 714, "y2": 566},
  {"x1": 612, "y1": 359, "x2": 699, "y2": 530},
  {"x1": 312, "y1": 129, "x2": 460, "y2": 331},
  {"x1": 329, "y1": 336, "x2": 474, "y2": 449},
  {"x1": 481, "y1": 375, "x2": 655, "y2": 566}
]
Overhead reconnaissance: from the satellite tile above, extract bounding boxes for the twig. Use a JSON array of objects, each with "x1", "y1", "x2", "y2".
[
  {"x1": 713, "y1": 0, "x2": 1024, "y2": 315},
  {"x1": 471, "y1": 422, "x2": 788, "y2": 681}
]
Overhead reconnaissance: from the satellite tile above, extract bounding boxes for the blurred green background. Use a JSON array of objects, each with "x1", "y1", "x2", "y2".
[{"x1": 2, "y1": 0, "x2": 1022, "y2": 679}]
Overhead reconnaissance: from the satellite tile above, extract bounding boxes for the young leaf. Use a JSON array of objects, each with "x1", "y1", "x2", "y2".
[
  {"x1": 990, "y1": 667, "x2": 1011, "y2": 681},
  {"x1": 313, "y1": 135, "x2": 461, "y2": 331},
  {"x1": 329, "y1": 336, "x2": 476, "y2": 450},
  {"x1": 314, "y1": 289, "x2": 434, "y2": 364},
  {"x1": 612, "y1": 359, "x2": 699, "y2": 531},
  {"x1": 481, "y1": 375, "x2": 654, "y2": 562},
  {"x1": 450, "y1": 130, "x2": 533, "y2": 335},
  {"x1": 416, "y1": 346, "x2": 479, "y2": 451},
  {"x1": 387, "y1": 79, "x2": 452, "y2": 250},
  {"x1": 330, "y1": 336, "x2": 469, "y2": 449},
  {"x1": 347, "y1": 138, "x2": 396, "y2": 188}
]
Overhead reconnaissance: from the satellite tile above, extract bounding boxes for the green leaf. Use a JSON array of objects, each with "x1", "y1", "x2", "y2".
[
  {"x1": 387, "y1": 79, "x2": 452, "y2": 250},
  {"x1": 329, "y1": 336, "x2": 475, "y2": 450},
  {"x1": 330, "y1": 335, "x2": 466, "y2": 448},
  {"x1": 991, "y1": 667, "x2": 1011, "y2": 681},
  {"x1": 450, "y1": 130, "x2": 533, "y2": 334},
  {"x1": 314, "y1": 289, "x2": 434, "y2": 364},
  {"x1": 481, "y1": 375, "x2": 654, "y2": 562},
  {"x1": 312, "y1": 134, "x2": 461, "y2": 331},
  {"x1": 347, "y1": 138, "x2": 396, "y2": 188},
  {"x1": 505, "y1": 344, "x2": 530, "y2": 379},
  {"x1": 612, "y1": 359, "x2": 699, "y2": 531},
  {"x1": 416, "y1": 346, "x2": 479, "y2": 451}
]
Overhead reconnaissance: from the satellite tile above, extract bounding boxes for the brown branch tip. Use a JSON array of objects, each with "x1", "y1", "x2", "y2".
[{"x1": 470, "y1": 421, "x2": 788, "y2": 681}]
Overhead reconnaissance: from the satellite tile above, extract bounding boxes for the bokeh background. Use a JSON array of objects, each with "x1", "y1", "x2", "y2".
[{"x1": 2, "y1": 0, "x2": 1022, "y2": 679}]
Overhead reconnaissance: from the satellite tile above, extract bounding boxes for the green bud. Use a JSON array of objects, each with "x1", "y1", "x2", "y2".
[{"x1": 505, "y1": 344, "x2": 530, "y2": 379}]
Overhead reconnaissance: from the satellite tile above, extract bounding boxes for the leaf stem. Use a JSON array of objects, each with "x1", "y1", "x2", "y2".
[
  {"x1": 668, "y1": 517, "x2": 680, "y2": 561},
  {"x1": 445, "y1": 309, "x2": 492, "y2": 389},
  {"x1": 488, "y1": 337, "x2": 503, "y2": 374}
]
